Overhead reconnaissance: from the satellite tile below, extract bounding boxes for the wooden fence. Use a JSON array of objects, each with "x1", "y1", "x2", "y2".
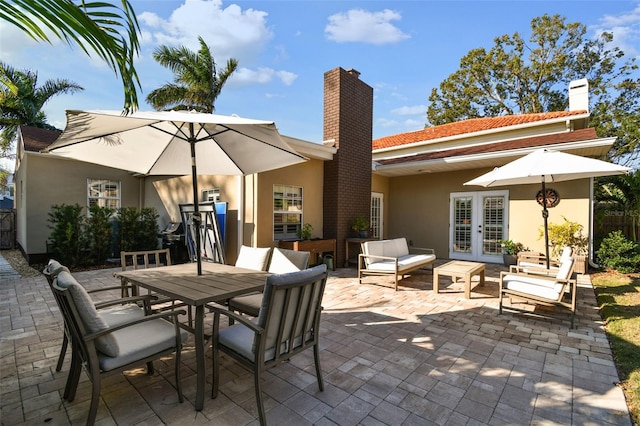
[
  {"x1": 0, "y1": 209, "x2": 15, "y2": 249},
  {"x1": 594, "y1": 209, "x2": 639, "y2": 241}
]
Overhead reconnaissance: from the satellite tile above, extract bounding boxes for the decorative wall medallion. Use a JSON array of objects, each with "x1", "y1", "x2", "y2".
[{"x1": 536, "y1": 188, "x2": 560, "y2": 208}]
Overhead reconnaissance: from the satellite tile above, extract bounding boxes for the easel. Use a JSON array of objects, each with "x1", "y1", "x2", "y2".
[{"x1": 180, "y1": 202, "x2": 227, "y2": 264}]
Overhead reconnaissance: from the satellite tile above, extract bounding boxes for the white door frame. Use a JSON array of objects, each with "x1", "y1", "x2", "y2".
[
  {"x1": 371, "y1": 192, "x2": 383, "y2": 240},
  {"x1": 449, "y1": 190, "x2": 508, "y2": 263}
]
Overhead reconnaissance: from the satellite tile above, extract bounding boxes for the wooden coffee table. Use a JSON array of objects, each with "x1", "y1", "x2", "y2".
[{"x1": 433, "y1": 261, "x2": 485, "y2": 299}]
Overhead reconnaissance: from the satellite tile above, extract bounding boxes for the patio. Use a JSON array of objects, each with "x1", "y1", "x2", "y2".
[{"x1": 0, "y1": 261, "x2": 632, "y2": 425}]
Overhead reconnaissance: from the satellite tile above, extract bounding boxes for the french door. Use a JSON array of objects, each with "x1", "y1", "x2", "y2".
[
  {"x1": 449, "y1": 190, "x2": 508, "y2": 263},
  {"x1": 370, "y1": 192, "x2": 383, "y2": 239}
]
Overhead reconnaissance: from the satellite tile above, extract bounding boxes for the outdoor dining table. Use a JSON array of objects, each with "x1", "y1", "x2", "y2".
[{"x1": 114, "y1": 262, "x2": 268, "y2": 411}]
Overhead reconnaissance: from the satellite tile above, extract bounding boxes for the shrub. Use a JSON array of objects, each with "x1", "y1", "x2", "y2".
[
  {"x1": 116, "y1": 207, "x2": 159, "y2": 252},
  {"x1": 48, "y1": 204, "x2": 85, "y2": 267},
  {"x1": 85, "y1": 205, "x2": 115, "y2": 264},
  {"x1": 543, "y1": 217, "x2": 589, "y2": 257},
  {"x1": 596, "y1": 230, "x2": 640, "y2": 274}
]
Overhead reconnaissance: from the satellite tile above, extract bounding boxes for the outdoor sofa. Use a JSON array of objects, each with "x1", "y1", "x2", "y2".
[{"x1": 358, "y1": 237, "x2": 436, "y2": 291}]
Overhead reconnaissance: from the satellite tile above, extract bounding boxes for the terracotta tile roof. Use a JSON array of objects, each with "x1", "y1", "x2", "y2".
[
  {"x1": 20, "y1": 126, "x2": 60, "y2": 152},
  {"x1": 376, "y1": 127, "x2": 598, "y2": 166},
  {"x1": 373, "y1": 110, "x2": 588, "y2": 150}
]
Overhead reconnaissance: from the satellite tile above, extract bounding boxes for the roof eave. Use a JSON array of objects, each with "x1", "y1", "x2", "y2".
[
  {"x1": 373, "y1": 137, "x2": 616, "y2": 177},
  {"x1": 373, "y1": 112, "x2": 591, "y2": 154}
]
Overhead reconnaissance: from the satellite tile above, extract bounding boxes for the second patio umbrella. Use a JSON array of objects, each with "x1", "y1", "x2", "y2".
[
  {"x1": 464, "y1": 148, "x2": 630, "y2": 268},
  {"x1": 45, "y1": 109, "x2": 307, "y2": 274}
]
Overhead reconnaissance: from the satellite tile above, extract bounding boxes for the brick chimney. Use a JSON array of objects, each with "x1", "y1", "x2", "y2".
[{"x1": 323, "y1": 67, "x2": 373, "y2": 266}]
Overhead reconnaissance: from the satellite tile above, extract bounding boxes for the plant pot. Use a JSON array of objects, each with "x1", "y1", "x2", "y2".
[
  {"x1": 573, "y1": 255, "x2": 587, "y2": 274},
  {"x1": 503, "y1": 254, "x2": 518, "y2": 266},
  {"x1": 358, "y1": 230, "x2": 369, "y2": 238}
]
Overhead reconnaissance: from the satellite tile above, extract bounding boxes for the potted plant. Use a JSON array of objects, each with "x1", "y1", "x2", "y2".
[
  {"x1": 544, "y1": 217, "x2": 589, "y2": 273},
  {"x1": 350, "y1": 214, "x2": 369, "y2": 238},
  {"x1": 499, "y1": 239, "x2": 526, "y2": 266},
  {"x1": 297, "y1": 223, "x2": 313, "y2": 240}
]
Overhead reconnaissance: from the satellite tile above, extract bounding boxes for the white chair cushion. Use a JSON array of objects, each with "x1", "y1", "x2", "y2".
[
  {"x1": 99, "y1": 319, "x2": 188, "y2": 371},
  {"x1": 559, "y1": 247, "x2": 573, "y2": 262},
  {"x1": 45, "y1": 259, "x2": 70, "y2": 277},
  {"x1": 555, "y1": 258, "x2": 574, "y2": 280},
  {"x1": 218, "y1": 320, "x2": 257, "y2": 361},
  {"x1": 268, "y1": 248, "x2": 310, "y2": 274},
  {"x1": 235, "y1": 246, "x2": 271, "y2": 271},
  {"x1": 228, "y1": 293, "x2": 262, "y2": 317},
  {"x1": 502, "y1": 274, "x2": 565, "y2": 300},
  {"x1": 55, "y1": 271, "x2": 119, "y2": 357},
  {"x1": 101, "y1": 304, "x2": 145, "y2": 327}
]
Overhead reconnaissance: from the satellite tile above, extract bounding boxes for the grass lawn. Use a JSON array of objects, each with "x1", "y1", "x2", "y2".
[{"x1": 592, "y1": 271, "x2": 640, "y2": 426}]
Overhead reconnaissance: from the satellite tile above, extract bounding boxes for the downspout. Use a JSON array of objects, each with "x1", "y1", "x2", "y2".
[
  {"x1": 589, "y1": 176, "x2": 599, "y2": 268},
  {"x1": 139, "y1": 176, "x2": 144, "y2": 210},
  {"x1": 237, "y1": 175, "x2": 244, "y2": 255}
]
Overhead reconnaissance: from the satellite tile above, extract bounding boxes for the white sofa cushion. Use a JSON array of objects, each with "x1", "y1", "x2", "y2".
[
  {"x1": 362, "y1": 238, "x2": 410, "y2": 265},
  {"x1": 367, "y1": 253, "x2": 436, "y2": 273}
]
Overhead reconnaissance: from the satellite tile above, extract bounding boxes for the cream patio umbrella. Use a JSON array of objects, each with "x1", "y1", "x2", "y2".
[
  {"x1": 44, "y1": 109, "x2": 307, "y2": 275},
  {"x1": 464, "y1": 148, "x2": 630, "y2": 268}
]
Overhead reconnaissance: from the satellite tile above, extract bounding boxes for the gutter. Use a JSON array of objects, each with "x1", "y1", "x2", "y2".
[
  {"x1": 373, "y1": 112, "x2": 591, "y2": 155},
  {"x1": 589, "y1": 176, "x2": 600, "y2": 269}
]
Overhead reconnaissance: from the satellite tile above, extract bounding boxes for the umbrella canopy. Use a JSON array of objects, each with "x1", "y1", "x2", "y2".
[
  {"x1": 464, "y1": 148, "x2": 631, "y2": 267},
  {"x1": 45, "y1": 109, "x2": 307, "y2": 274},
  {"x1": 464, "y1": 148, "x2": 631, "y2": 187}
]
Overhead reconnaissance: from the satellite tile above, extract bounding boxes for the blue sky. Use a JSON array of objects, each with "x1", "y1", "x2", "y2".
[{"x1": 2, "y1": 0, "x2": 639, "y2": 147}]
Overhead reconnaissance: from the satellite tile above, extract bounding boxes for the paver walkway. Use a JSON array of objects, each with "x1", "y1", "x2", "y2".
[
  {"x1": 0, "y1": 259, "x2": 632, "y2": 425},
  {"x1": 0, "y1": 251, "x2": 21, "y2": 281}
]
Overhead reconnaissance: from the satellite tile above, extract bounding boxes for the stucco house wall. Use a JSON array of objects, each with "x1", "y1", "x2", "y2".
[
  {"x1": 385, "y1": 168, "x2": 590, "y2": 260},
  {"x1": 15, "y1": 153, "x2": 142, "y2": 257}
]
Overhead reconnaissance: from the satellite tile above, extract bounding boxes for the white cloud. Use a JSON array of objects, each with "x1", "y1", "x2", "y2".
[
  {"x1": 229, "y1": 67, "x2": 298, "y2": 87},
  {"x1": 592, "y1": 3, "x2": 640, "y2": 57},
  {"x1": 325, "y1": 9, "x2": 410, "y2": 45},
  {"x1": 391, "y1": 105, "x2": 427, "y2": 116},
  {"x1": 376, "y1": 118, "x2": 400, "y2": 127},
  {"x1": 138, "y1": 0, "x2": 273, "y2": 63}
]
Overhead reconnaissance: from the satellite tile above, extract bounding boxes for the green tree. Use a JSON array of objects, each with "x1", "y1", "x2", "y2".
[
  {"x1": 427, "y1": 14, "x2": 639, "y2": 164},
  {"x1": 146, "y1": 36, "x2": 238, "y2": 113},
  {"x1": 0, "y1": 62, "x2": 83, "y2": 154},
  {"x1": 0, "y1": 0, "x2": 140, "y2": 113},
  {"x1": 596, "y1": 170, "x2": 640, "y2": 241}
]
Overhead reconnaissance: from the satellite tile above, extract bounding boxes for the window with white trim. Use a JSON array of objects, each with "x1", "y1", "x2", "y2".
[
  {"x1": 273, "y1": 184, "x2": 302, "y2": 240},
  {"x1": 87, "y1": 178, "x2": 120, "y2": 210},
  {"x1": 202, "y1": 188, "x2": 220, "y2": 202}
]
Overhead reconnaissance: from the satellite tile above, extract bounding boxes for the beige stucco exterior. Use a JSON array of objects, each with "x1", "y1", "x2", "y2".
[
  {"x1": 14, "y1": 153, "x2": 142, "y2": 256},
  {"x1": 15, "y1": 133, "x2": 334, "y2": 265},
  {"x1": 379, "y1": 168, "x2": 590, "y2": 262}
]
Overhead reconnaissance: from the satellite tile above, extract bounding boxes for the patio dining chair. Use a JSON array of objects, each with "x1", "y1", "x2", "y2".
[
  {"x1": 227, "y1": 247, "x2": 310, "y2": 320},
  {"x1": 499, "y1": 256, "x2": 577, "y2": 327},
  {"x1": 44, "y1": 259, "x2": 149, "y2": 373},
  {"x1": 119, "y1": 249, "x2": 172, "y2": 297},
  {"x1": 209, "y1": 264, "x2": 328, "y2": 425},
  {"x1": 120, "y1": 249, "x2": 194, "y2": 325},
  {"x1": 52, "y1": 267, "x2": 188, "y2": 425}
]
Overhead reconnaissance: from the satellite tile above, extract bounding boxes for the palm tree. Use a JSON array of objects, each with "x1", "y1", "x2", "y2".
[
  {"x1": 0, "y1": 0, "x2": 140, "y2": 113},
  {"x1": 146, "y1": 36, "x2": 238, "y2": 113},
  {"x1": 596, "y1": 170, "x2": 640, "y2": 241},
  {"x1": 0, "y1": 62, "x2": 83, "y2": 154}
]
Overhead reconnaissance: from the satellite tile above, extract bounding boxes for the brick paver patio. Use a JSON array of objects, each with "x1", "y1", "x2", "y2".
[{"x1": 0, "y1": 260, "x2": 632, "y2": 425}]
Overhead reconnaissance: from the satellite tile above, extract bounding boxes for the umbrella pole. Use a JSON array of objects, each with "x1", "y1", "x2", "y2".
[
  {"x1": 542, "y1": 178, "x2": 550, "y2": 269},
  {"x1": 189, "y1": 124, "x2": 202, "y2": 275}
]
